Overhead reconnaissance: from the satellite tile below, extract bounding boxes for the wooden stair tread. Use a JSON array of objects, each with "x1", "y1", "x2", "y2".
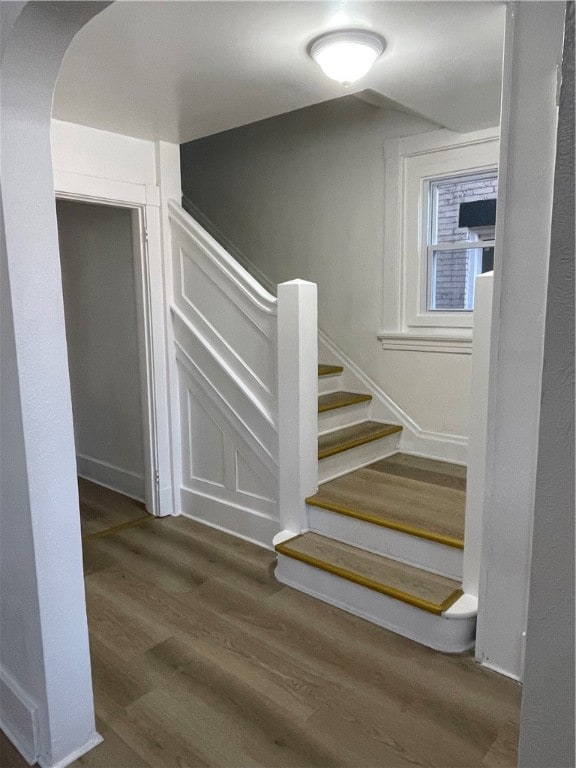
[
  {"x1": 318, "y1": 363, "x2": 344, "y2": 377},
  {"x1": 318, "y1": 391, "x2": 372, "y2": 413},
  {"x1": 318, "y1": 421, "x2": 402, "y2": 460},
  {"x1": 276, "y1": 532, "x2": 463, "y2": 615},
  {"x1": 306, "y1": 453, "x2": 466, "y2": 549}
]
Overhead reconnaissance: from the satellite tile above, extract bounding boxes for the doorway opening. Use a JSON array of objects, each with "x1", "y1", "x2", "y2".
[{"x1": 55, "y1": 197, "x2": 160, "y2": 530}]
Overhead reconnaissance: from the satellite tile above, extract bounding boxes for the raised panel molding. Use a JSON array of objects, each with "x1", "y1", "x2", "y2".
[
  {"x1": 173, "y1": 315, "x2": 278, "y2": 449},
  {"x1": 0, "y1": 667, "x2": 39, "y2": 765},
  {"x1": 177, "y1": 243, "x2": 277, "y2": 396},
  {"x1": 177, "y1": 352, "x2": 279, "y2": 530},
  {"x1": 235, "y1": 451, "x2": 276, "y2": 503},
  {"x1": 186, "y1": 390, "x2": 226, "y2": 487}
]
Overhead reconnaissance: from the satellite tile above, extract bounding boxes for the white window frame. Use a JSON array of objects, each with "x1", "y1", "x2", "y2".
[{"x1": 379, "y1": 128, "x2": 499, "y2": 352}]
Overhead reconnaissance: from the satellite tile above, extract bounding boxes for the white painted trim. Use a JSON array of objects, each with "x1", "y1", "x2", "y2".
[
  {"x1": 181, "y1": 194, "x2": 277, "y2": 296},
  {"x1": 53, "y1": 182, "x2": 172, "y2": 516},
  {"x1": 385, "y1": 126, "x2": 500, "y2": 160},
  {"x1": 76, "y1": 455, "x2": 145, "y2": 503},
  {"x1": 377, "y1": 332, "x2": 472, "y2": 354},
  {"x1": 38, "y1": 733, "x2": 104, "y2": 768},
  {"x1": 181, "y1": 488, "x2": 279, "y2": 550},
  {"x1": 277, "y1": 280, "x2": 318, "y2": 532},
  {"x1": 463, "y1": 272, "x2": 493, "y2": 598},
  {"x1": 155, "y1": 142, "x2": 184, "y2": 517},
  {"x1": 0, "y1": 668, "x2": 39, "y2": 765},
  {"x1": 169, "y1": 199, "x2": 277, "y2": 311},
  {"x1": 476, "y1": 2, "x2": 565, "y2": 682},
  {"x1": 54, "y1": 171, "x2": 148, "y2": 207},
  {"x1": 382, "y1": 126, "x2": 500, "y2": 337}
]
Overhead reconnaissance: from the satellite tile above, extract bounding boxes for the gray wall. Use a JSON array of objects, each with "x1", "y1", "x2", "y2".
[
  {"x1": 180, "y1": 97, "x2": 477, "y2": 437},
  {"x1": 56, "y1": 200, "x2": 145, "y2": 499},
  {"x1": 519, "y1": 4, "x2": 575, "y2": 766}
]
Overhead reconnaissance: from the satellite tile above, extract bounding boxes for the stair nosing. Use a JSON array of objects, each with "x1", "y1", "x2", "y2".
[
  {"x1": 318, "y1": 423, "x2": 403, "y2": 460},
  {"x1": 303, "y1": 498, "x2": 464, "y2": 550},
  {"x1": 318, "y1": 392, "x2": 372, "y2": 413},
  {"x1": 318, "y1": 364, "x2": 344, "y2": 378},
  {"x1": 275, "y1": 534, "x2": 463, "y2": 615}
]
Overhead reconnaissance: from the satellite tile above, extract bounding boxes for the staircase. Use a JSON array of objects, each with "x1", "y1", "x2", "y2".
[{"x1": 274, "y1": 363, "x2": 476, "y2": 654}]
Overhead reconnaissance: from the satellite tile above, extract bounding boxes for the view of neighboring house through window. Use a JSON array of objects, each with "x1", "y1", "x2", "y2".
[{"x1": 427, "y1": 169, "x2": 498, "y2": 311}]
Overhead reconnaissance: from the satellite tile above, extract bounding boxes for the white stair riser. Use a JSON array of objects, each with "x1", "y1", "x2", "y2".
[
  {"x1": 275, "y1": 555, "x2": 475, "y2": 653},
  {"x1": 318, "y1": 435, "x2": 401, "y2": 483},
  {"x1": 307, "y1": 504, "x2": 463, "y2": 580},
  {"x1": 318, "y1": 400, "x2": 371, "y2": 432},
  {"x1": 318, "y1": 374, "x2": 344, "y2": 395}
]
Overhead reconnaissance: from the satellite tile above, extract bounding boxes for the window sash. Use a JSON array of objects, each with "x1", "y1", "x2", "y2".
[{"x1": 426, "y1": 244, "x2": 492, "y2": 312}]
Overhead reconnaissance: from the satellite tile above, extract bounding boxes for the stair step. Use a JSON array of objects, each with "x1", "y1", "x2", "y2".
[
  {"x1": 275, "y1": 532, "x2": 463, "y2": 615},
  {"x1": 318, "y1": 391, "x2": 372, "y2": 413},
  {"x1": 307, "y1": 453, "x2": 466, "y2": 549},
  {"x1": 318, "y1": 363, "x2": 344, "y2": 377},
  {"x1": 318, "y1": 421, "x2": 402, "y2": 460}
]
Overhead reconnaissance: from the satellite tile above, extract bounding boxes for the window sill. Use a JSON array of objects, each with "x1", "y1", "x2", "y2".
[{"x1": 377, "y1": 332, "x2": 472, "y2": 354}]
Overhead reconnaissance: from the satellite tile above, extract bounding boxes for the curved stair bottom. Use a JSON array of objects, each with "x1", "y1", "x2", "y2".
[{"x1": 275, "y1": 553, "x2": 476, "y2": 654}]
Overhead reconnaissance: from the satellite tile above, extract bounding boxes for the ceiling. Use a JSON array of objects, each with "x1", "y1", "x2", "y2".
[{"x1": 53, "y1": 1, "x2": 506, "y2": 144}]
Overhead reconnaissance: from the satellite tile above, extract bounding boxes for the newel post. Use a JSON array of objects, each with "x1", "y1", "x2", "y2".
[
  {"x1": 277, "y1": 279, "x2": 318, "y2": 533},
  {"x1": 464, "y1": 271, "x2": 494, "y2": 598}
]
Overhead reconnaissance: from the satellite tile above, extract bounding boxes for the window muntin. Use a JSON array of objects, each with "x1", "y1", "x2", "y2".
[{"x1": 426, "y1": 170, "x2": 498, "y2": 312}]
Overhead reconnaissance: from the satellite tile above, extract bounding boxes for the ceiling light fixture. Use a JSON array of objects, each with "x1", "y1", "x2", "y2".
[{"x1": 309, "y1": 29, "x2": 386, "y2": 86}]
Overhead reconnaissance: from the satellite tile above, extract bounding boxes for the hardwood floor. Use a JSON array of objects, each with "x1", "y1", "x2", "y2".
[
  {"x1": 2, "y1": 484, "x2": 521, "y2": 768},
  {"x1": 79, "y1": 478, "x2": 149, "y2": 538},
  {"x1": 307, "y1": 454, "x2": 466, "y2": 547}
]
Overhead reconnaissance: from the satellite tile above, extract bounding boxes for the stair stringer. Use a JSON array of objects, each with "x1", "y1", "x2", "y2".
[
  {"x1": 182, "y1": 194, "x2": 467, "y2": 465},
  {"x1": 318, "y1": 332, "x2": 468, "y2": 465}
]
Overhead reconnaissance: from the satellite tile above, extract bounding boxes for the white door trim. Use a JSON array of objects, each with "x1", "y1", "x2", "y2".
[{"x1": 55, "y1": 180, "x2": 168, "y2": 516}]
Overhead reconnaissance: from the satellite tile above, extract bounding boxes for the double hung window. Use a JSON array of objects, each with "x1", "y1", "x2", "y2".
[{"x1": 426, "y1": 170, "x2": 498, "y2": 312}]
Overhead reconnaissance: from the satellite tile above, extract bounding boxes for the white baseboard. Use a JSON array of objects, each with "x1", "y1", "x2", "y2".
[
  {"x1": 0, "y1": 667, "x2": 39, "y2": 765},
  {"x1": 76, "y1": 455, "x2": 145, "y2": 502},
  {"x1": 181, "y1": 487, "x2": 279, "y2": 550},
  {"x1": 38, "y1": 732, "x2": 103, "y2": 768}
]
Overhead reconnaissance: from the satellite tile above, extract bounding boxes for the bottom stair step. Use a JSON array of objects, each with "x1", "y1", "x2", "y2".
[{"x1": 275, "y1": 532, "x2": 476, "y2": 653}]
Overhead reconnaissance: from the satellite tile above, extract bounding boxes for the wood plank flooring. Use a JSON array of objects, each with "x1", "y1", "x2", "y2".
[
  {"x1": 79, "y1": 478, "x2": 149, "y2": 538},
  {"x1": 307, "y1": 454, "x2": 466, "y2": 548},
  {"x1": 2, "y1": 482, "x2": 520, "y2": 768}
]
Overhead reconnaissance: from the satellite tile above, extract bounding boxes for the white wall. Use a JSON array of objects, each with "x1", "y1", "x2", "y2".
[
  {"x1": 51, "y1": 118, "x2": 157, "y2": 188},
  {"x1": 476, "y1": 1, "x2": 567, "y2": 681},
  {"x1": 0, "y1": 3, "x2": 110, "y2": 766},
  {"x1": 57, "y1": 200, "x2": 145, "y2": 500},
  {"x1": 519, "y1": 5, "x2": 574, "y2": 764},
  {"x1": 180, "y1": 97, "x2": 478, "y2": 439}
]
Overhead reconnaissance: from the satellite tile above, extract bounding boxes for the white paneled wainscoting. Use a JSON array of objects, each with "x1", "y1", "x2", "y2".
[{"x1": 168, "y1": 201, "x2": 317, "y2": 547}]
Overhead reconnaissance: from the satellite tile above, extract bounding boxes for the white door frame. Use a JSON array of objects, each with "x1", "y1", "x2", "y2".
[{"x1": 55, "y1": 179, "x2": 169, "y2": 516}]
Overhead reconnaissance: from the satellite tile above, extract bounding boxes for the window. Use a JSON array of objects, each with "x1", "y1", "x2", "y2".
[
  {"x1": 380, "y1": 128, "x2": 500, "y2": 348},
  {"x1": 426, "y1": 170, "x2": 498, "y2": 312}
]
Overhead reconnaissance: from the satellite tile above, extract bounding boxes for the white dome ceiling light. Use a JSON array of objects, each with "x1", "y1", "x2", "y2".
[{"x1": 309, "y1": 29, "x2": 386, "y2": 86}]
